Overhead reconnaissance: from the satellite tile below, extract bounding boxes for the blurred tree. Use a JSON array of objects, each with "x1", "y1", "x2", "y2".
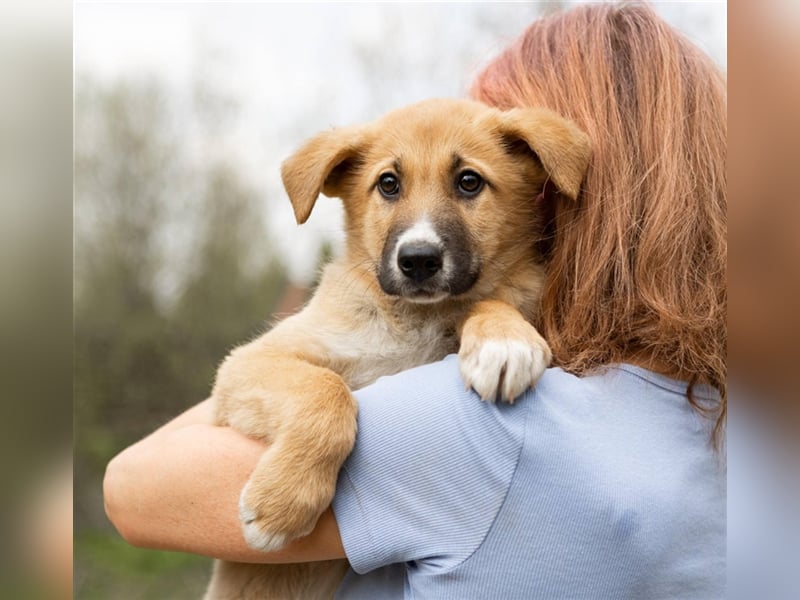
[
  {"x1": 75, "y1": 77, "x2": 179, "y2": 517},
  {"x1": 168, "y1": 163, "x2": 287, "y2": 401},
  {"x1": 74, "y1": 73, "x2": 288, "y2": 600}
]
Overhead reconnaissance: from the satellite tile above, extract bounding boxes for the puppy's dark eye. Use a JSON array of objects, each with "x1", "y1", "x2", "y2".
[
  {"x1": 377, "y1": 173, "x2": 400, "y2": 199},
  {"x1": 456, "y1": 170, "x2": 484, "y2": 197}
]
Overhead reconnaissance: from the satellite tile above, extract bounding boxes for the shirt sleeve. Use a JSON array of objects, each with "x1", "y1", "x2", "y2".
[{"x1": 331, "y1": 354, "x2": 530, "y2": 575}]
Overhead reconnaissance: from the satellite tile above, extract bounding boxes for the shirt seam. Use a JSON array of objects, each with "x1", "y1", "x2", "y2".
[
  {"x1": 339, "y1": 464, "x2": 384, "y2": 574},
  {"x1": 611, "y1": 364, "x2": 719, "y2": 400},
  {"x1": 437, "y1": 389, "x2": 535, "y2": 575}
]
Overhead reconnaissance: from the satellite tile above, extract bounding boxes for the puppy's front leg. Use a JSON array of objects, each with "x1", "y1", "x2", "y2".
[
  {"x1": 458, "y1": 299, "x2": 551, "y2": 403},
  {"x1": 214, "y1": 347, "x2": 357, "y2": 552}
]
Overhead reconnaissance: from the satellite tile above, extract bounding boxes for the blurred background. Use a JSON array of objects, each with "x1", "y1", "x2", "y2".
[{"x1": 73, "y1": 3, "x2": 726, "y2": 599}]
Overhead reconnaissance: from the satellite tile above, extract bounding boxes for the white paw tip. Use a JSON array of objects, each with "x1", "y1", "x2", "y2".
[
  {"x1": 461, "y1": 338, "x2": 548, "y2": 403},
  {"x1": 242, "y1": 521, "x2": 288, "y2": 552}
]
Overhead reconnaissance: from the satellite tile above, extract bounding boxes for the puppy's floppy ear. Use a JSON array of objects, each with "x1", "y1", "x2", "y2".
[
  {"x1": 495, "y1": 107, "x2": 591, "y2": 201},
  {"x1": 280, "y1": 125, "x2": 364, "y2": 224}
]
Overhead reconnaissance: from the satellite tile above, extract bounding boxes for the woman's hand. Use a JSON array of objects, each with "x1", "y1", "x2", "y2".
[{"x1": 102, "y1": 399, "x2": 345, "y2": 563}]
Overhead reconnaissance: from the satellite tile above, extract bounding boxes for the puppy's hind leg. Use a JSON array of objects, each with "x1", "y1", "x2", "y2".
[{"x1": 206, "y1": 559, "x2": 350, "y2": 600}]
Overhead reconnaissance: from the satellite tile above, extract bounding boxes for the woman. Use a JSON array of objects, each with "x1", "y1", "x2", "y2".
[{"x1": 104, "y1": 3, "x2": 726, "y2": 598}]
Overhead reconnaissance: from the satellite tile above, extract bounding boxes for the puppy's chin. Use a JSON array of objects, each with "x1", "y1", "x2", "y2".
[
  {"x1": 376, "y1": 277, "x2": 451, "y2": 304},
  {"x1": 376, "y1": 270, "x2": 481, "y2": 305},
  {"x1": 401, "y1": 290, "x2": 450, "y2": 305}
]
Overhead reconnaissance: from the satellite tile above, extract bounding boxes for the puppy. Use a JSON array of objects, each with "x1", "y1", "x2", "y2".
[{"x1": 205, "y1": 98, "x2": 591, "y2": 599}]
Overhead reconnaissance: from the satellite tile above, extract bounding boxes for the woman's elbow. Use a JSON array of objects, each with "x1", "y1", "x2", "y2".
[{"x1": 103, "y1": 449, "x2": 149, "y2": 548}]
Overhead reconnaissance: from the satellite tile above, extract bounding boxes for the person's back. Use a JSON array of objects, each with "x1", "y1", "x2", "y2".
[{"x1": 333, "y1": 357, "x2": 725, "y2": 599}]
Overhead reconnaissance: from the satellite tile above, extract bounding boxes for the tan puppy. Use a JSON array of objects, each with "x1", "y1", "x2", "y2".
[{"x1": 205, "y1": 98, "x2": 590, "y2": 599}]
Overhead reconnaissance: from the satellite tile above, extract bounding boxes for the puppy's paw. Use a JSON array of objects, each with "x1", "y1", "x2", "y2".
[
  {"x1": 239, "y1": 483, "x2": 291, "y2": 552},
  {"x1": 459, "y1": 335, "x2": 550, "y2": 403},
  {"x1": 238, "y1": 466, "x2": 333, "y2": 552}
]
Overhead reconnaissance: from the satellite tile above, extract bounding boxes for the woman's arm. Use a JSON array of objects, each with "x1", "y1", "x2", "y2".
[{"x1": 102, "y1": 399, "x2": 345, "y2": 563}]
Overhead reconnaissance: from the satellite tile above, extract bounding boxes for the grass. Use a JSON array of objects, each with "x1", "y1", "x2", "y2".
[{"x1": 74, "y1": 530, "x2": 212, "y2": 599}]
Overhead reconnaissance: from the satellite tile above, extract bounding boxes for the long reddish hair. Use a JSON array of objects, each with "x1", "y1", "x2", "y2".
[{"x1": 472, "y1": 3, "x2": 727, "y2": 443}]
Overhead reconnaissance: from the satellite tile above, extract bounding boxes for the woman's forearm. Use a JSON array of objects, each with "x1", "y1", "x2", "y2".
[{"x1": 102, "y1": 400, "x2": 344, "y2": 563}]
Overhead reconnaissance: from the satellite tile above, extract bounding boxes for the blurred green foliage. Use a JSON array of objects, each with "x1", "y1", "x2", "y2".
[
  {"x1": 74, "y1": 534, "x2": 211, "y2": 600},
  {"x1": 74, "y1": 76, "x2": 293, "y2": 597}
]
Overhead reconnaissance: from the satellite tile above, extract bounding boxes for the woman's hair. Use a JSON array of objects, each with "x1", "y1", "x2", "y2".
[{"x1": 472, "y1": 3, "x2": 727, "y2": 442}]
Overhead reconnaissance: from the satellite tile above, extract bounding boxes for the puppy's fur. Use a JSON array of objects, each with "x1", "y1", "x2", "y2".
[{"x1": 204, "y1": 98, "x2": 590, "y2": 599}]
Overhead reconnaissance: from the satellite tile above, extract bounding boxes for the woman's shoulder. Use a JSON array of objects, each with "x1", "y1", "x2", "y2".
[
  {"x1": 353, "y1": 357, "x2": 712, "y2": 446},
  {"x1": 355, "y1": 354, "x2": 532, "y2": 429},
  {"x1": 529, "y1": 363, "x2": 719, "y2": 454},
  {"x1": 351, "y1": 354, "x2": 531, "y2": 468},
  {"x1": 350, "y1": 356, "x2": 720, "y2": 484}
]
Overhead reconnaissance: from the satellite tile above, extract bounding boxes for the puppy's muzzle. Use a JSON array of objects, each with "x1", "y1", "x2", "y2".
[
  {"x1": 378, "y1": 218, "x2": 480, "y2": 303},
  {"x1": 397, "y1": 243, "x2": 443, "y2": 283}
]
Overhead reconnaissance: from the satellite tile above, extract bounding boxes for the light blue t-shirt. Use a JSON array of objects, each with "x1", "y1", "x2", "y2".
[{"x1": 331, "y1": 355, "x2": 725, "y2": 599}]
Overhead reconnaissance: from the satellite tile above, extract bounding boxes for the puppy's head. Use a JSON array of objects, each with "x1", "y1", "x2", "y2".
[{"x1": 281, "y1": 99, "x2": 590, "y2": 304}]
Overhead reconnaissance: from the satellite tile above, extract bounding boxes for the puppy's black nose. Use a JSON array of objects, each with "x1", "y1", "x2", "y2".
[{"x1": 397, "y1": 243, "x2": 443, "y2": 282}]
